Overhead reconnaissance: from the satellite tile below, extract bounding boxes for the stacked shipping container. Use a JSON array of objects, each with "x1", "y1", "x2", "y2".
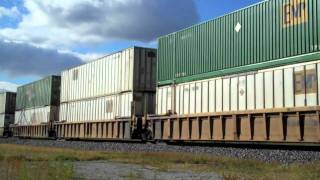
[
  {"x1": 157, "y1": 0, "x2": 320, "y2": 115},
  {"x1": 157, "y1": 61, "x2": 320, "y2": 115},
  {"x1": 0, "y1": 92, "x2": 16, "y2": 136},
  {"x1": 59, "y1": 47, "x2": 157, "y2": 122},
  {"x1": 158, "y1": 0, "x2": 320, "y2": 85},
  {"x1": 15, "y1": 76, "x2": 61, "y2": 125},
  {"x1": 152, "y1": 0, "x2": 320, "y2": 143},
  {"x1": 8, "y1": 0, "x2": 320, "y2": 143}
]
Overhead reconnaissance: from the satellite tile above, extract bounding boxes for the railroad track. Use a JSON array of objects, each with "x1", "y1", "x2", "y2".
[{"x1": 0, "y1": 137, "x2": 319, "y2": 164}]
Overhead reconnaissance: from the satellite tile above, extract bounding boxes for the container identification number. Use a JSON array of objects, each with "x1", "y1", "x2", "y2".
[{"x1": 283, "y1": 0, "x2": 308, "y2": 28}]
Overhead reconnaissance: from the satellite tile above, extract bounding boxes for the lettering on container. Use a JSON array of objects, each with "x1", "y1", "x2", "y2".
[
  {"x1": 283, "y1": 0, "x2": 308, "y2": 28},
  {"x1": 294, "y1": 70, "x2": 305, "y2": 95}
]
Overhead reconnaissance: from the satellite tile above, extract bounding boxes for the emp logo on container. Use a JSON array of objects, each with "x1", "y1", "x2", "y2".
[{"x1": 283, "y1": 0, "x2": 308, "y2": 28}]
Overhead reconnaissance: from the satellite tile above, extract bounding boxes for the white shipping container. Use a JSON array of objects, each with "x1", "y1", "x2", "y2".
[
  {"x1": 0, "y1": 114, "x2": 14, "y2": 128},
  {"x1": 60, "y1": 92, "x2": 155, "y2": 122},
  {"x1": 61, "y1": 47, "x2": 157, "y2": 103},
  {"x1": 15, "y1": 106, "x2": 59, "y2": 125},
  {"x1": 157, "y1": 61, "x2": 320, "y2": 115},
  {"x1": 0, "y1": 114, "x2": 4, "y2": 128}
]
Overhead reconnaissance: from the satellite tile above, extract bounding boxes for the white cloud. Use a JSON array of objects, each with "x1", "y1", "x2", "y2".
[
  {"x1": 0, "y1": 0, "x2": 198, "y2": 78},
  {"x1": 0, "y1": 0, "x2": 199, "y2": 49},
  {"x1": 0, "y1": 81, "x2": 19, "y2": 92},
  {"x1": 59, "y1": 49, "x2": 104, "y2": 62},
  {"x1": 0, "y1": 6, "x2": 20, "y2": 19}
]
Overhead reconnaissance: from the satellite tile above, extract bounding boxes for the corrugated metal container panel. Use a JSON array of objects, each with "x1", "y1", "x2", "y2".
[
  {"x1": 0, "y1": 92, "x2": 16, "y2": 114},
  {"x1": 61, "y1": 47, "x2": 156, "y2": 103},
  {"x1": 60, "y1": 92, "x2": 155, "y2": 122},
  {"x1": 158, "y1": 0, "x2": 320, "y2": 85},
  {"x1": 157, "y1": 60, "x2": 320, "y2": 115},
  {"x1": 0, "y1": 93, "x2": 5, "y2": 114},
  {"x1": 0, "y1": 114, "x2": 5, "y2": 128},
  {"x1": 15, "y1": 106, "x2": 59, "y2": 125},
  {"x1": 60, "y1": 93, "x2": 132, "y2": 122},
  {"x1": 0, "y1": 114, "x2": 14, "y2": 128},
  {"x1": 16, "y1": 76, "x2": 61, "y2": 110},
  {"x1": 133, "y1": 48, "x2": 157, "y2": 91},
  {"x1": 132, "y1": 92, "x2": 156, "y2": 116}
]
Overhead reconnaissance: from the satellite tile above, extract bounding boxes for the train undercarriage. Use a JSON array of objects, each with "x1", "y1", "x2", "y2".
[{"x1": 9, "y1": 106, "x2": 320, "y2": 146}]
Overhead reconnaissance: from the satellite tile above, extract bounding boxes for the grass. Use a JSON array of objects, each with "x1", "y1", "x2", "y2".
[{"x1": 0, "y1": 144, "x2": 319, "y2": 180}]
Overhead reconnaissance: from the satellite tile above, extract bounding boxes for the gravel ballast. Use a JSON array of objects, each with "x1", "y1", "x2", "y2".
[{"x1": 0, "y1": 138, "x2": 319, "y2": 164}]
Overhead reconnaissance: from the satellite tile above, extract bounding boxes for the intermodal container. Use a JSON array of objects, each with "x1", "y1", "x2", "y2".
[
  {"x1": 0, "y1": 92, "x2": 16, "y2": 114},
  {"x1": 61, "y1": 47, "x2": 157, "y2": 102},
  {"x1": 60, "y1": 47, "x2": 157, "y2": 122},
  {"x1": 0, "y1": 114, "x2": 14, "y2": 128},
  {"x1": 0, "y1": 114, "x2": 14, "y2": 135},
  {"x1": 15, "y1": 106, "x2": 59, "y2": 125},
  {"x1": 157, "y1": 60, "x2": 320, "y2": 115},
  {"x1": 60, "y1": 92, "x2": 155, "y2": 122},
  {"x1": 158, "y1": 0, "x2": 320, "y2": 85},
  {"x1": 16, "y1": 76, "x2": 61, "y2": 110}
]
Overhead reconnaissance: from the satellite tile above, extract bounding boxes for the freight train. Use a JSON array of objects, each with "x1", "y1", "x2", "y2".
[{"x1": 3, "y1": 0, "x2": 320, "y2": 145}]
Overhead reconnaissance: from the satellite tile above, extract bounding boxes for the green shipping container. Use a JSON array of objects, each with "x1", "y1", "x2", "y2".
[
  {"x1": 16, "y1": 76, "x2": 61, "y2": 110},
  {"x1": 158, "y1": 0, "x2": 320, "y2": 85}
]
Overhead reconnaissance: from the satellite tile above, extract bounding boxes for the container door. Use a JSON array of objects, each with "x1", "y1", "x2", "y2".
[
  {"x1": 294, "y1": 66, "x2": 306, "y2": 107},
  {"x1": 223, "y1": 78, "x2": 230, "y2": 112},
  {"x1": 238, "y1": 76, "x2": 246, "y2": 111},
  {"x1": 284, "y1": 68, "x2": 294, "y2": 108},
  {"x1": 274, "y1": 69, "x2": 284, "y2": 108},
  {"x1": 216, "y1": 79, "x2": 223, "y2": 112},
  {"x1": 305, "y1": 64, "x2": 317, "y2": 106},
  {"x1": 208, "y1": 80, "x2": 216, "y2": 113},
  {"x1": 230, "y1": 77, "x2": 238, "y2": 111}
]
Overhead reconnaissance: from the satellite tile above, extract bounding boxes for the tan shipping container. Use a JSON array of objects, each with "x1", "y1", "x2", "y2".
[
  {"x1": 61, "y1": 47, "x2": 156, "y2": 102},
  {"x1": 60, "y1": 47, "x2": 157, "y2": 122},
  {"x1": 157, "y1": 60, "x2": 320, "y2": 115},
  {"x1": 15, "y1": 106, "x2": 59, "y2": 125}
]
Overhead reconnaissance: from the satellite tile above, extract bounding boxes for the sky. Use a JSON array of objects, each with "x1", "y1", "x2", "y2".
[{"x1": 0, "y1": 0, "x2": 262, "y2": 92}]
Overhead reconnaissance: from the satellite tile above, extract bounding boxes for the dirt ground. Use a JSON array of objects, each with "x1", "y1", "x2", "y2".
[{"x1": 73, "y1": 161, "x2": 221, "y2": 180}]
